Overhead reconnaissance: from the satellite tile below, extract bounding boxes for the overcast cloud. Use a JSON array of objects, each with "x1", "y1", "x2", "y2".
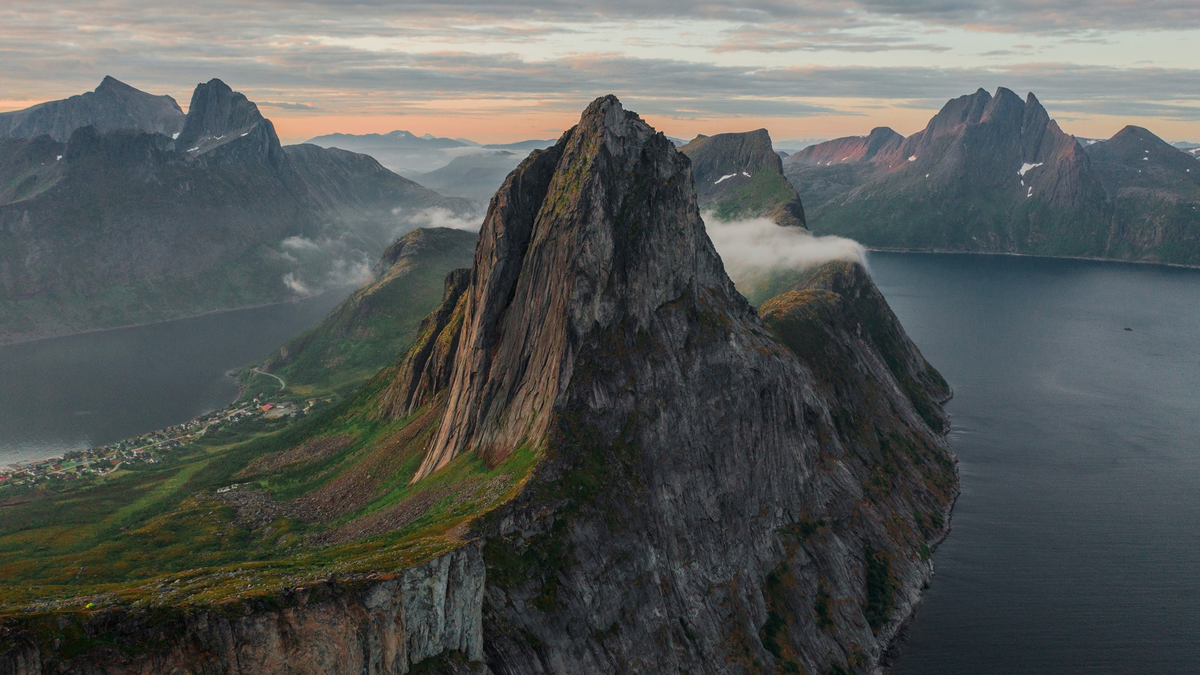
[{"x1": 1, "y1": 0, "x2": 1197, "y2": 141}]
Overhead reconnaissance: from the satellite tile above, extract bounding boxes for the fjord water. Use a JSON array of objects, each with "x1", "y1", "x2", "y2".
[
  {"x1": 0, "y1": 293, "x2": 346, "y2": 467},
  {"x1": 870, "y1": 253, "x2": 1200, "y2": 675}
]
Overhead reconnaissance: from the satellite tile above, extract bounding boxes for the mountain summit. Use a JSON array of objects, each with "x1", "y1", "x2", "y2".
[
  {"x1": 176, "y1": 78, "x2": 284, "y2": 165},
  {"x1": 0, "y1": 76, "x2": 185, "y2": 141}
]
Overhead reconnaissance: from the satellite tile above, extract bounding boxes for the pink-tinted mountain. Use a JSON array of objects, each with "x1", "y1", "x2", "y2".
[{"x1": 785, "y1": 88, "x2": 1200, "y2": 265}]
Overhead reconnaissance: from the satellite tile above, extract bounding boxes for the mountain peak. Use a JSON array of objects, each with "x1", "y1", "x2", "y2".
[
  {"x1": 409, "y1": 94, "x2": 734, "y2": 480},
  {"x1": 96, "y1": 75, "x2": 128, "y2": 92},
  {"x1": 177, "y1": 79, "x2": 281, "y2": 163},
  {"x1": 0, "y1": 77, "x2": 184, "y2": 141}
]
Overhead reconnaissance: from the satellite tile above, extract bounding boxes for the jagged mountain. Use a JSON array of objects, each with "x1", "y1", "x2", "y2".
[
  {"x1": 0, "y1": 96, "x2": 954, "y2": 675},
  {"x1": 0, "y1": 76, "x2": 185, "y2": 142},
  {"x1": 786, "y1": 88, "x2": 1200, "y2": 265},
  {"x1": 247, "y1": 227, "x2": 478, "y2": 395},
  {"x1": 680, "y1": 129, "x2": 807, "y2": 226},
  {"x1": 0, "y1": 79, "x2": 472, "y2": 344}
]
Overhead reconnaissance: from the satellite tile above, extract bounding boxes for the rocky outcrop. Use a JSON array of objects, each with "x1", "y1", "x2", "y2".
[
  {"x1": 385, "y1": 95, "x2": 955, "y2": 673},
  {"x1": 784, "y1": 127, "x2": 903, "y2": 168},
  {"x1": 787, "y1": 88, "x2": 1200, "y2": 265},
  {"x1": 176, "y1": 79, "x2": 285, "y2": 166},
  {"x1": 0, "y1": 543, "x2": 484, "y2": 675},
  {"x1": 0, "y1": 76, "x2": 184, "y2": 142},
  {"x1": 680, "y1": 129, "x2": 806, "y2": 226}
]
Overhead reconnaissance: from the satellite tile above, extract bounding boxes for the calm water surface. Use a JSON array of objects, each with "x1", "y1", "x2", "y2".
[
  {"x1": 871, "y1": 253, "x2": 1200, "y2": 675},
  {"x1": 0, "y1": 293, "x2": 346, "y2": 466}
]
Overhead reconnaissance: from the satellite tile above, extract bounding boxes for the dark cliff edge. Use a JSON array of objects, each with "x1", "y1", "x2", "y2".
[
  {"x1": 0, "y1": 96, "x2": 955, "y2": 675},
  {"x1": 0, "y1": 544, "x2": 484, "y2": 675}
]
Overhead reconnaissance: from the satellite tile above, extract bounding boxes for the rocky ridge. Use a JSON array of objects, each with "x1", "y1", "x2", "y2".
[
  {"x1": 786, "y1": 87, "x2": 1200, "y2": 264},
  {"x1": 0, "y1": 76, "x2": 185, "y2": 142},
  {"x1": 388, "y1": 96, "x2": 956, "y2": 673}
]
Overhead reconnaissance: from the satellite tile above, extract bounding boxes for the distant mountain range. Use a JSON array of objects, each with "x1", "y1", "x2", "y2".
[
  {"x1": 785, "y1": 88, "x2": 1200, "y2": 265},
  {"x1": 680, "y1": 129, "x2": 806, "y2": 227},
  {"x1": 410, "y1": 150, "x2": 527, "y2": 203},
  {"x1": 304, "y1": 130, "x2": 555, "y2": 176},
  {"x1": 0, "y1": 77, "x2": 472, "y2": 344}
]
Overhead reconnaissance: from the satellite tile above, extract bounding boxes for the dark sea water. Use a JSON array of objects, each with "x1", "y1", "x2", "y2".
[
  {"x1": 0, "y1": 293, "x2": 346, "y2": 467},
  {"x1": 869, "y1": 253, "x2": 1200, "y2": 675}
]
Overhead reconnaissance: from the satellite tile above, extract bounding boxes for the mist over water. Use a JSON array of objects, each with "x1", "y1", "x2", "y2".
[{"x1": 871, "y1": 252, "x2": 1200, "y2": 675}]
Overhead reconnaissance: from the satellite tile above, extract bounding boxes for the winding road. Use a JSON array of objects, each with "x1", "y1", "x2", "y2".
[{"x1": 251, "y1": 367, "x2": 286, "y2": 392}]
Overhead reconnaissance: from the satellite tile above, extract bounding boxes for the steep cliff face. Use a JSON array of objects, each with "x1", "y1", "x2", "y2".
[
  {"x1": 176, "y1": 79, "x2": 285, "y2": 167},
  {"x1": 0, "y1": 544, "x2": 484, "y2": 675},
  {"x1": 680, "y1": 129, "x2": 806, "y2": 226},
  {"x1": 387, "y1": 96, "x2": 955, "y2": 673},
  {"x1": 0, "y1": 77, "x2": 184, "y2": 142},
  {"x1": 787, "y1": 88, "x2": 1200, "y2": 265}
]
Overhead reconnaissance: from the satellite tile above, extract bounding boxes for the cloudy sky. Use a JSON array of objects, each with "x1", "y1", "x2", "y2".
[{"x1": 2, "y1": 0, "x2": 1198, "y2": 143}]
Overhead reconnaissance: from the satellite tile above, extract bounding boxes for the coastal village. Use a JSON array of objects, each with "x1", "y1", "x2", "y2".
[{"x1": 0, "y1": 394, "x2": 316, "y2": 492}]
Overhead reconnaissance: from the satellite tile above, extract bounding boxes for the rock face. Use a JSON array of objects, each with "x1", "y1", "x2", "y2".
[
  {"x1": 680, "y1": 129, "x2": 807, "y2": 226},
  {"x1": 0, "y1": 79, "x2": 472, "y2": 344},
  {"x1": 388, "y1": 96, "x2": 956, "y2": 673},
  {"x1": 787, "y1": 88, "x2": 1200, "y2": 265},
  {"x1": 175, "y1": 79, "x2": 285, "y2": 166},
  {"x1": 0, "y1": 76, "x2": 185, "y2": 142},
  {"x1": 0, "y1": 543, "x2": 484, "y2": 675}
]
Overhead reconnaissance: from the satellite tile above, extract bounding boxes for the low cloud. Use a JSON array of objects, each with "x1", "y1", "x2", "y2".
[
  {"x1": 276, "y1": 234, "x2": 375, "y2": 297},
  {"x1": 280, "y1": 235, "x2": 321, "y2": 251},
  {"x1": 281, "y1": 272, "x2": 312, "y2": 295},
  {"x1": 704, "y1": 215, "x2": 867, "y2": 277},
  {"x1": 391, "y1": 206, "x2": 482, "y2": 231}
]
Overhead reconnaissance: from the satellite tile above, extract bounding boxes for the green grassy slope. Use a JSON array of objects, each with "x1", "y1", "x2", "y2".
[{"x1": 240, "y1": 227, "x2": 478, "y2": 398}]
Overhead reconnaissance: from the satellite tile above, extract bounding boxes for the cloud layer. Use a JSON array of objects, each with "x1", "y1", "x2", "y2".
[{"x1": 2, "y1": 0, "x2": 1197, "y2": 141}]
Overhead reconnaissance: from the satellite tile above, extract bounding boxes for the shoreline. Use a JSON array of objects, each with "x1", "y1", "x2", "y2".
[{"x1": 864, "y1": 246, "x2": 1200, "y2": 270}]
